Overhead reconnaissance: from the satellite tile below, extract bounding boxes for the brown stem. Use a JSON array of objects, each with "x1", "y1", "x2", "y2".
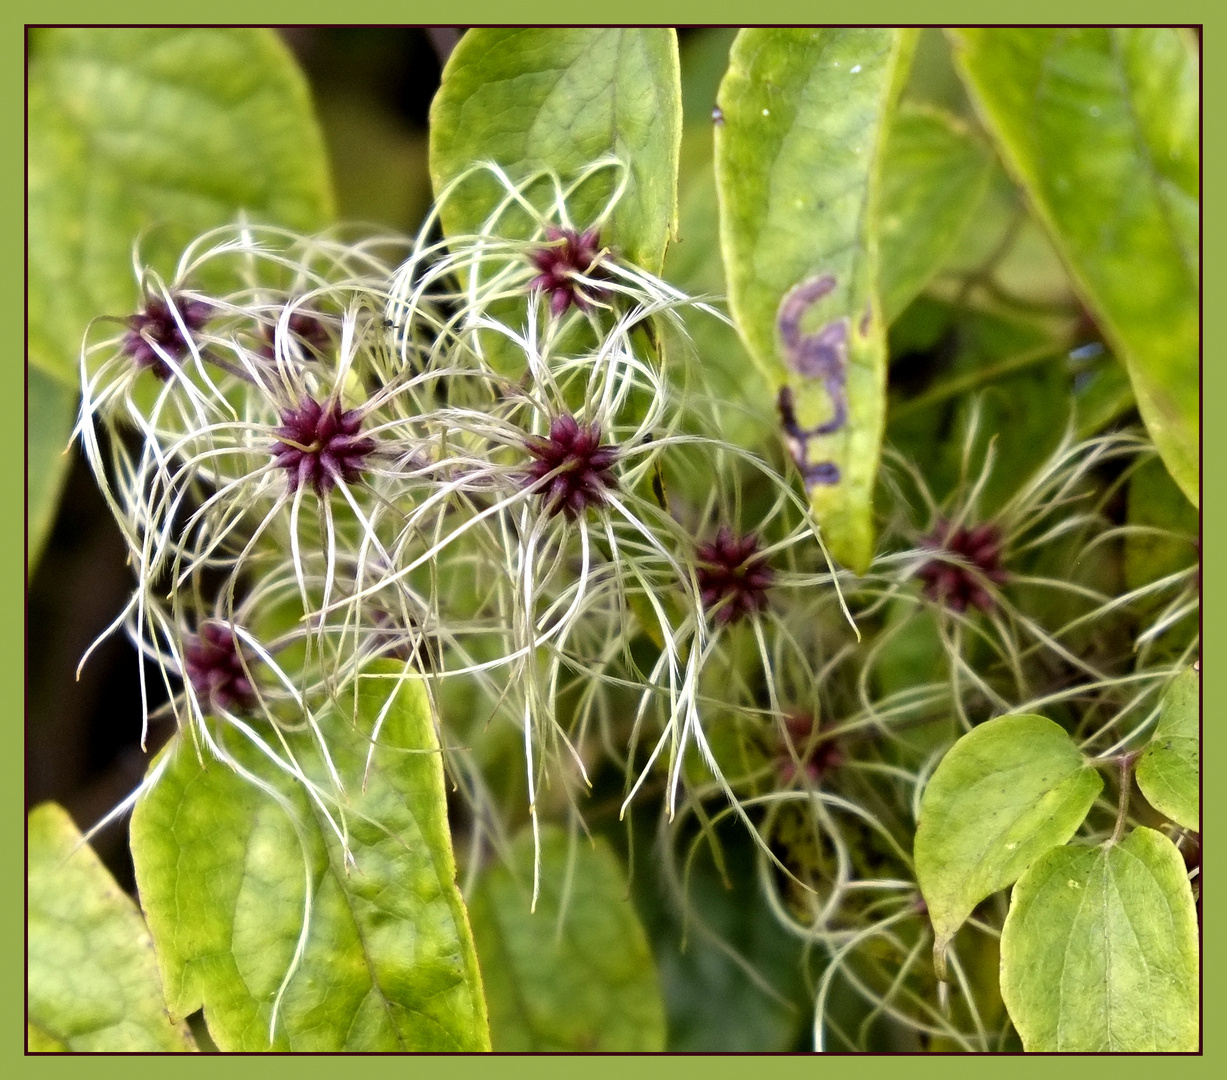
[{"x1": 1111, "y1": 751, "x2": 1142, "y2": 845}]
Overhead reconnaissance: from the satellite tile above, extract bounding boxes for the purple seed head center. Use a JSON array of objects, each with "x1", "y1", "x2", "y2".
[
  {"x1": 273, "y1": 396, "x2": 377, "y2": 495},
  {"x1": 695, "y1": 527, "x2": 775, "y2": 625},
  {"x1": 524, "y1": 414, "x2": 620, "y2": 518}
]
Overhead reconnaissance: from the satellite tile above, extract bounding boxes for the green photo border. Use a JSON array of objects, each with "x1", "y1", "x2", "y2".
[{"x1": 12, "y1": 3, "x2": 1216, "y2": 1076}]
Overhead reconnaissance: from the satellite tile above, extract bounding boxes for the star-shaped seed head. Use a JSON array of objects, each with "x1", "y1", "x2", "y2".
[
  {"x1": 694, "y1": 527, "x2": 775, "y2": 625},
  {"x1": 916, "y1": 519, "x2": 1008, "y2": 613},
  {"x1": 528, "y1": 226, "x2": 608, "y2": 317},
  {"x1": 183, "y1": 621, "x2": 257, "y2": 714},
  {"x1": 122, "y1": 294, "x2": 212, "y2": 379},
  {"x1": 272, "y1": 396, "x2": 378, "y2": 495},
  {"x1": 524, "y1": 415, "x2": 620, "y2": 519}
]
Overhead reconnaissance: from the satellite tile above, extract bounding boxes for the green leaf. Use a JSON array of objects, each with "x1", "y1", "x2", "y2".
[
  {"x1": 130, "y1": 666, "x2": 490, "y2": 1051},
  {"x1": 887, "y1": 297, "x2": 1072, "y2": 515},
  {"x1": 28, "y1": 27, "x2": 333, "y2": 386},
  {"x1": 27, "y1": 1024, "x2": 69, "y2": 1052},
  {"x1": 915, "y1": 714, "x2": 1103, "y2": 959},
  {"x1": 429, "y1": 28, "x2": 681, "y2": 273},
  {"x1": 1125, "y1": 455, "x2": 1200, "y2": 593},
  {"x1": 625, "y1": 819, "x2": 810, "y2": 1051},
  {"x1": 715, "y1": 28, "x2": 916, "y2": 572},
  {"x1": 1001, "y1": 827, "x2": 1199, "y2": 1051},
  {"x1": 1137, "y1": 666, "x2": 1199, "y2": 831},
  {"x1": 665, "y1": 128, "x2": 773, "y2": 449},
  {"x1": 950, "y1": 28, "x2": 1199, "y2": 506},
  {"x1": 878, "y1": 103, "x2": 993, "y2": 323},
  {"x1": 26, "y1": 367, "x2": 77, "y2": 574},
  {"x1": 27, "y1": 802, "x2": 195, "y2": 1052},
  {"x1": 468, "y1": 825, "x2": 665, "y2": 1052}
]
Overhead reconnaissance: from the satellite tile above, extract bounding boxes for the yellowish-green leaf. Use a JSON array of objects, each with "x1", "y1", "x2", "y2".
[
  {"x1": 715, "y1": 28, "x2": 916, "y2": 571},
  {"x1": 468, "y1": 825, "x2": 666, "y2": 1052},
  {"x1": 1137, "y1": 666, "x2": 1199, "y2": 831},
  {"x1": 27, "y1": 1023, "x2": 69, "y2": 1052},
  {"x1": 915, "y1": 714, "x2": 1103, "y2": 962},
  {"x1": 429, "y1": 28, "x2": 681, "y2": 274},
  {"x1": 1001, "y1": 828, "x2": 1198, "y2": 1051},
  {"x1": 130, "y1": 666, "x2": 490, "y2": 1051},
  {"x1": 950, "y1": 28, "x2": 1199, "y2": 506},
  {"x1": 665, "y1": 128, "x2": 773, "y2": 450},
  {"x1": 28, "y1": 802, "x2": 195, "y2": 1052},
  {"x1": 28, "y1": 27, "x2": 333, "y2": 387}
]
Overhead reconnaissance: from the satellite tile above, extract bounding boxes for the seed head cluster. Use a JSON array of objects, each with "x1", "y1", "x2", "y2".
[
  {"x1": 524, "y1": 415, "x2": 619, "y2": 518},
  {"x1": 78, "y1": 181, "x2": 846, "y2": 909},
  {"x1": 273, "y1": 396, "x2": 378, "y2": 495},
  {"x1": 122, "y1": 294, "x2": 212, "y2": 379},
  {"x1": 529, "y1": 226, "x2": 607, "y2": 317},
  {"x1": 183, "y1": 622, "x2": 257, "y2": 714},
  {"x1": 917, "y1": 519, "x2": 1007, "y2": 612},
  {"x1": 73, "y1": 169, "x2": 1190, "y2": 1052},
  {"x1": 695, "y1": 527, "x2": 775, "y2": 625}
]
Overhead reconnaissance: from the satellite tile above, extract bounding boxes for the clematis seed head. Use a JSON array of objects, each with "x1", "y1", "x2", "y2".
[
  {"x1": 916, "y1": 519, "x2": 1007, "y2": 613},
  {"x1": 523, "y1": 414, "x2": 620, "y2": 519},
  {"x1": 776, "y1": 712, "x2": 843, "y2": 785},
  {"x1": 122, "y1": 294, "x2": 212, "y2": 379},
  {"x1": 528, "y1": 226, "x2": 607, "y2": 317},
  {"x1": 260, "y1": 307, "x2": 331, "y2": 360},
  {"x1": 272, "y1": 396, "x2": 378, "y2": 496},
  {"x1": 183, "y1": 621, "x2": 257, "y2": 714},
  {"x1": 694, "y1": 527, "x2": 775, "y2": 625}
]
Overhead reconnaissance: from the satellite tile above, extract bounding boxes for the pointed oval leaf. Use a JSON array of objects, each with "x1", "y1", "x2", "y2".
[
  {"x1": 915, "y1": 714, "x2": 1103, "y2": 954},
  {"x1": 715, "y1": 28, "x2": 916, "y2": 572},
  {"x1": 28, "y1": 27, "x2": 333, "y2": 387},
  {"x1": 950, "y1": 28, "x2": 1199, "y2": 506},
  {"x1": 468, "y1": 825, "x2": 666, "y2": 1052},
  {"x1": 878, "y1": 102, "x2": 994, "y2": 323},
  {"x1": 429, "y1": 28, "x2": 681, "y2": 273},
  {"x1": 28, "y1": 802, "x2": 195, "y2": 1052},
  {"x1": 1137, "y1": 666, "x2": 1199, "y2": 831},
  {"x1": 1001, "y1": 827, "x2": 1199, "y2": 1051},
  {"x1": 130, "y1": 667, "x2": 490, "y2": 1051}
]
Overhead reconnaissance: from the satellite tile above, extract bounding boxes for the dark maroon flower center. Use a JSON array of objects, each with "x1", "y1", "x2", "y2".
[
  {"x1": 916, "y1": 519, "x2": 1007, "y2": 613},
  {"x1": 123, "y1": 295, "x2": 212, "y2": 379},
  {"x1": 261, "y1": 307, "x2": 331, "y2": 360},
  {"x1": 524, "y1": 415, "x2": 619, "y2": 518},
  {"x1": 776, "y1": 712, "x2": 843, "y2": 785},
  {"x1": 272, "y1": 396, "x2": 378, "y2": 495},
  {"x1": 183, "y1": 621, "x2": 257, "y2": 713},
  {"x1": 528, "y1": 226, "x2": 608, "y2": 317},
  {"x1": 694, "y1": 527, "x2": 774, "y2": 625}
]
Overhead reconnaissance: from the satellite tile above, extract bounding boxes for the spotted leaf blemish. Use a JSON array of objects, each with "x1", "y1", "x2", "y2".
[{"x1": 775, "y1": 275, "x2": 849, "y2": 487}]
